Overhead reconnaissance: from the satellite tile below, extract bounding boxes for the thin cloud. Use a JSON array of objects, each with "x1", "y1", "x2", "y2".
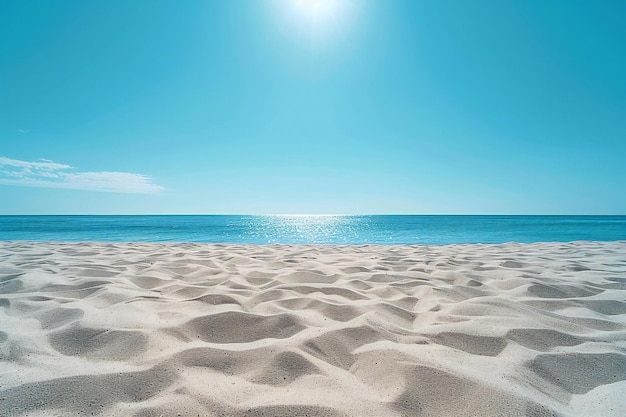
[{"x1": 0, "y1": 156, "x2": 164, "y2": 194}]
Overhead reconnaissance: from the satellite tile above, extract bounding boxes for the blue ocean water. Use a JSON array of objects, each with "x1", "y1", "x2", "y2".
[{"x1": 0, "y1": 215, "x2": 624, "y2": 245}]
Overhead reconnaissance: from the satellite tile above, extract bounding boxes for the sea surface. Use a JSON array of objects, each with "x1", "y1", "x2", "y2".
[{"x1": 0, "y1": 215, "x2": 625, "y2": 245}]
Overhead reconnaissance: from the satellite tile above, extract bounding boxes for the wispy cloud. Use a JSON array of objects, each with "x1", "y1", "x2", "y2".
[{"x1": 0, "y1": 156, "x2": 164, "y2": 194}]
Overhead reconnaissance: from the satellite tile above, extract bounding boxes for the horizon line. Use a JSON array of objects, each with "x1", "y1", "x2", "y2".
[{"x1": 1, "y1": 213, "x2": 625, "y2": 217}]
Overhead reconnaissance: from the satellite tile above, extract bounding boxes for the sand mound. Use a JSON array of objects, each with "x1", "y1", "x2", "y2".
[{"x1": 1, "y1": 241, "x2": 626, "y2": 416}]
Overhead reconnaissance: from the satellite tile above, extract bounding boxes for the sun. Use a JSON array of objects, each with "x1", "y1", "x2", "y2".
[
  {"x1": 269, "y1": 0, "x2": 355, "y2": 44},
  {"x1": 292, "y1": 0, "x2": 341, "y2": 21}
]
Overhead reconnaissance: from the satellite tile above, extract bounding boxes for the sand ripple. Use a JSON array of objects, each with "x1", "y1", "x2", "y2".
[{"x1": 1, "y1": 241, "x2": 626, "y2": 416}]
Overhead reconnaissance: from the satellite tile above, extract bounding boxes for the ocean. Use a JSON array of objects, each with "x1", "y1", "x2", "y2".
[{"x1": 0, "y1": 215, "x2": 624, "y2": 245}]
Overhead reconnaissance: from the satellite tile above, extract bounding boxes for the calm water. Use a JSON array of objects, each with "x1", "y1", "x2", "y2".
[{"x1": 0, "y1": 215, "x2": 625, "y2": 245}]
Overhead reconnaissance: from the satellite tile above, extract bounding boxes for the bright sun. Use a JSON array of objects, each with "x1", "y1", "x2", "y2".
[
  {"x1": 271, "y1": 0, "x2": 354, "y2": 43},
  {"x1": 292, "y1": 0, "x2": 341, "y2": 20}
]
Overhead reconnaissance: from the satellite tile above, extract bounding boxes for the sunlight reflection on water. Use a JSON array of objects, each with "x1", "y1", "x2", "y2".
[{"x1": 242, "y1": 215, "x2": 367, "y2": 244}]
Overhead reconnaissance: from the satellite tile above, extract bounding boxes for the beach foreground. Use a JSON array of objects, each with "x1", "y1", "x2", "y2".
[{"x1": 1, "y1": 241, "x2": 625, "y2": 416}]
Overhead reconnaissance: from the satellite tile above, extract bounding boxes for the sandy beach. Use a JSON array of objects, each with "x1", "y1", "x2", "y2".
[{"x1": 1, "y1": 240, "x2": 625, "y2": 416}]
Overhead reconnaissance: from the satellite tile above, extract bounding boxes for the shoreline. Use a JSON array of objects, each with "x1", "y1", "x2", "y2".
[{"x1": 1, "y1": 241, "x2": 625, "y2": 416}]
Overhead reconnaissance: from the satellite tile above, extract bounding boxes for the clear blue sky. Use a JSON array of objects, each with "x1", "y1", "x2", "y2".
[{"x1": 1, "y1": 0, "x2": 625, "y2": 214}]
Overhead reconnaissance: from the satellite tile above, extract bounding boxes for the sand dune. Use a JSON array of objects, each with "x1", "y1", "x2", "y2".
[{"x1": 1, "y1": 241, "x2": 625, "y2": 416}]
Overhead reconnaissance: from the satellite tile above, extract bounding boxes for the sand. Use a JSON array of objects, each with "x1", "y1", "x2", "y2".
[{"x1": 1, "y1": 240, "x2": 625, "y2": 416}]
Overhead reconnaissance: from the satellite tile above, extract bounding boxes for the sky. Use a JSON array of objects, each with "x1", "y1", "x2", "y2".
[{"x1": 1, "y1": 0, "x2": 625, "y2": 215}]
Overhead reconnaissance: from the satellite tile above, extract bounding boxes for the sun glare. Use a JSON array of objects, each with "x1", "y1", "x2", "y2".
[
  {"x1": 269, "y1": 0, "x2": 356, "y2": 45},
  {"x1": 293, "y1": 0, "x2": 339, "y2": 19},
  {"x1": 272, "y1": 0, "x2": 353, "y2": 39}
]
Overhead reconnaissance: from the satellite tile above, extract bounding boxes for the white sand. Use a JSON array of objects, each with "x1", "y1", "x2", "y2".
[{"x1": 1, "y1": 241, "x2": 625, "y2": 416}]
